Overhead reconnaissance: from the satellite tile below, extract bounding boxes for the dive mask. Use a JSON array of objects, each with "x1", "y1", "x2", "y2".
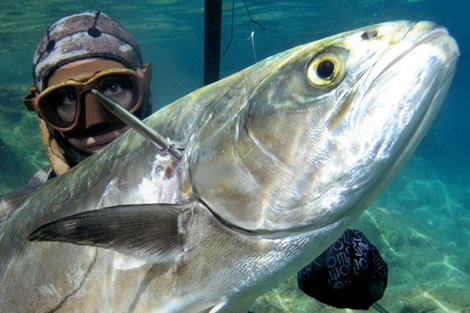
[{"x1": 24, "y1": 63, "x2": 151, "y2": 132}]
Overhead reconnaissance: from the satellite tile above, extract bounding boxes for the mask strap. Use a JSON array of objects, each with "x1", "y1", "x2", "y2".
[{"x1": 23, "y1": 85, "x2": 37, "y2": 111}]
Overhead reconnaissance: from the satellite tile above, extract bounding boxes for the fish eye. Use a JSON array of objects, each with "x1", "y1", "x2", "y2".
[
  {"x1": 317, "y1": 60, "x2": 335, "y2": 79},
  {"x1": 307, "y1": 52, "x2": 343, "y2": 87}
]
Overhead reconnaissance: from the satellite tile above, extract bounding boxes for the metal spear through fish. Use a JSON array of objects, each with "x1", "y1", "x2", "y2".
[
  {"x1": 91, "y1": 88, "x2": 183, "y2": 162},
  {"x1": 0, "y1": 21, "x2": 459, "y2": 313}
]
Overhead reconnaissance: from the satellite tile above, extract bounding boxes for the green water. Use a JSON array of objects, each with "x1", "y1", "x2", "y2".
[{"x1": 0, "y1": 1, "x2": 468, "y2": 311}]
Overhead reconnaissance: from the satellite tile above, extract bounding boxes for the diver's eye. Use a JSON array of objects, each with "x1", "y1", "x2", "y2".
[
  {"x1": 100, "y1": 79, "x2": 123, "y2": 95},
  {"x1": 307, "y1": 53, "x2": 343, "y2": 87}
]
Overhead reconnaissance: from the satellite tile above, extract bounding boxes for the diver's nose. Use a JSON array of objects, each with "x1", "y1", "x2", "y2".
[{"x1": 84, "y1": 93, "x2": 109, "y2": 129}]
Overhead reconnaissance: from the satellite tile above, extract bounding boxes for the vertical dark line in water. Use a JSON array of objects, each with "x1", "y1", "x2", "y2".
[{"x1": 204, "y1": 0, "x2": 223, "y2": 85}]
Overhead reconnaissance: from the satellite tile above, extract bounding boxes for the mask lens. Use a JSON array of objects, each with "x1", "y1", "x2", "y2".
[
  {"x1": 96, "y1": 74, "x2": 140, "y2": 112},
  {"x1": 38, "y1": 86, "x2": 78, "y2": 129}
]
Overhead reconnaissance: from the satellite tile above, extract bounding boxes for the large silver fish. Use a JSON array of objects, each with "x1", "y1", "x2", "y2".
[{"x1": 0, "y1": 21, "x2": 458, "y2": 312}]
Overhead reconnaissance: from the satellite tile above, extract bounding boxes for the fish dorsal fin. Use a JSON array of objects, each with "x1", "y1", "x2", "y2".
[
  {"x1": 29, "y1": 202, "x2": 196, "y2": 264},
  {"x1": 91, "y1": 89, "x2": 183, "y2": 162},
  {"x1": 0, "y1": 184, "x2": 41, "y2": 229}
]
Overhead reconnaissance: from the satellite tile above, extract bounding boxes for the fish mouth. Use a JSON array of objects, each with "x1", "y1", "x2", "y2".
[
  {"x1": 350, "y1": 22, "x2": 459, "y2": 158},
  {"x1": 412, "y1": 25, "x2": 451, "y2": 48},
  {"x1": 370, "y1": 52, "x2": 458, "y2": 195},
  {"x1": 373, "y1": 24, "x2": 455, "y2": 84},
  {"x1": 371, "y1": 22, "x2": 459, "y2": 152},
  {"x1": 340, "y1": 23, "x2": 459, "y2": 223}
]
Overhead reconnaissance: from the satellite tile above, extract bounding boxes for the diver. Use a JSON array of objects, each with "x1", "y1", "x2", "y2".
[
  {"x1": 13, "y1": 11, "x2": 388, "y2": 312},
  {"x1": 22, "y1": 11, "x2": 152, "y2": 184}
]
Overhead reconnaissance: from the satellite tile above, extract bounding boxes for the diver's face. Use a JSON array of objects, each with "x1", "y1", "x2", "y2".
[
  {"x1": 47, "y1": 58, "x2": 131, "y2": 154},
  {"x1": 65, "y1": 124, "x2": 128, "y2": 154}
]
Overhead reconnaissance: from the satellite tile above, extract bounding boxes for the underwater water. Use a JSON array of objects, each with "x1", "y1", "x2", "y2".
[{"x1": 0, "y1": 0, "x2": 468, "y2": 312}]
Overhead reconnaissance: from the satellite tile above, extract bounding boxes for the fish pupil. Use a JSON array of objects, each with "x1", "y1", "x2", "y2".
[{"x1": 317, "y1": 60, "x2": 335, "y2": 79}]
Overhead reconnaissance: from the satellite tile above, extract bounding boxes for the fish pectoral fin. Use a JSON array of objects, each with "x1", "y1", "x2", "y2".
[{"x1": 28, "y1": 202, "x2": 197, "y2": 263}]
